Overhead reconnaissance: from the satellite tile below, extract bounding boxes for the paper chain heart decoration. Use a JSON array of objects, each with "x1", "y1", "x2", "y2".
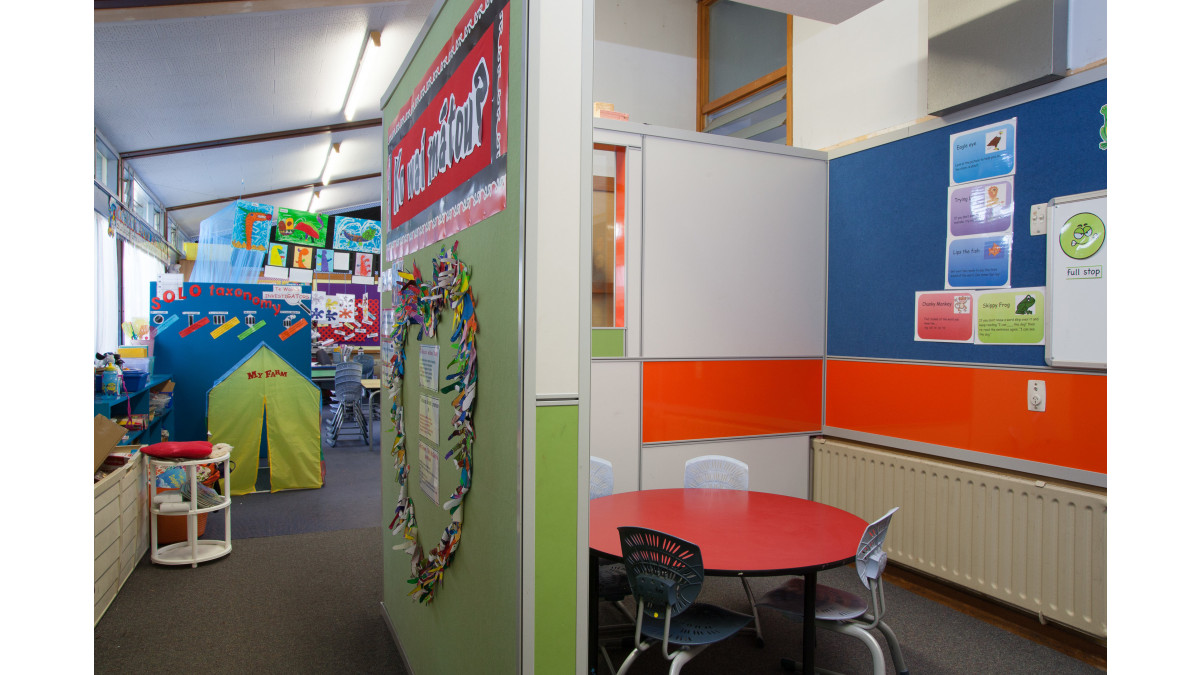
[{"x1": 386, "y1": 241, "x2": 478, "y2": 604}]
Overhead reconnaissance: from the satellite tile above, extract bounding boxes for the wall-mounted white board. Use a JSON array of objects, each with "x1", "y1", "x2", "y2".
[
  {"x1": 1045, "y1": 189, "x2": 1106, "y2": 369},
  {"x1": 640, "y1": 136, "x2": 827, "y2": 359}
]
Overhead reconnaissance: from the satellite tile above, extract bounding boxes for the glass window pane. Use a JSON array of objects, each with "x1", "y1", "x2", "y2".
[
  {"x1": 705, "y1": 82, "x2": 786, "y2": 138},
  {"x1": 121, "y1": 241, "x2": 164, "y2": 343},
  {"x1": 707, "y1": 0, "x2": 786, "y2": 101},
  {"x1": 592, "y1": 148, "x2": 617, "y2": 327},
  {"x1": 95, "y1": 213, "x2": 119, "y2": 353}
]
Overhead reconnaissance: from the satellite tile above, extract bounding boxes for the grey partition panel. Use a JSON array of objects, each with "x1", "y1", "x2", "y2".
[{"x1": 641, "y1": 136, "x2": 827, "y2": 359}]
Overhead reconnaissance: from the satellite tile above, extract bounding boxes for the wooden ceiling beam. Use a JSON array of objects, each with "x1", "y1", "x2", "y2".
[
  {"x1": 121, "y1": 118, "x2": 382, "y2": 160},
  {"x1": 165, "y1": 172, "x2": 381, "y2": 212}
]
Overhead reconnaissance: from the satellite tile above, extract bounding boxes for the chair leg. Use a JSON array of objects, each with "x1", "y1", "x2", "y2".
[
  {"x1": 828, "y1": 623, "x2": 887, "y2": 675},
  {"x1": 600, "y1": 643, "x2": 618, "y2": 675},
  {"x1": 740, "y1": 576, "x2": 765, "y2": 646},
  {"x1": 667, "y1": 644, "x2": 707, "y2": 675},
  {"x1": 615, "y1": 641, "x2": 650, "y2": 675},
  {"x1": 875, "y1": 620, "x2": 909, "y2": 675}
]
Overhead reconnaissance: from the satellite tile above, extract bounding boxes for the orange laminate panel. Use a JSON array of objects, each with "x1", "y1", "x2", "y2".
[
  {"x1": 612, "y1": 147, "x2": 626, "y2": 328},
  {"x1": 642, "y1": 360, "x2": 823, "y2": 443},
  {"x1": 825, "y1": 359, "x2": 1107, "y2": 474}
]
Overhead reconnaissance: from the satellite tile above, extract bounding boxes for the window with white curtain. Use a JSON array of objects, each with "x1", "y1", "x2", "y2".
[
  {"x1": 95, "y1": 212, "x2": 119, "y2": 354},
  {"x1": 121, "y1": 240, "x2": 164, "y2": 343}
]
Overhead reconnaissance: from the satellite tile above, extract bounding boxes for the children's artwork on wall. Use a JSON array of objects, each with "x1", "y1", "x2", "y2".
[
  {"x1": 268, "y1": 243, "x2": 288, "y2": 267},
  {"x1": 334, "y1": 251, "x2": 351, "y2": 272},
  {"x1": 333, "y1": 216, "x2": 382, "y2": 254},
  {"x1": 293, "y1": 246, "x2": 313, "y2": 269},
  {"x1": 231, "y1": 201, "x2": 275, "y2": 251},
  {"x1": 311, "y1": 291, "x2": 328, "y2": 323},
  {"x1": 356, "y1": 252, "x2": 373, "y2": 277},
  {"x1": 274, "y1": 207, "x2": 329, "y2": 247},
  {"x1": 312, "y1": 283, "x2": 379, "y2": 344},
  {"x1": 314, "y1": 248, "x2": 335, "y2": 272}
]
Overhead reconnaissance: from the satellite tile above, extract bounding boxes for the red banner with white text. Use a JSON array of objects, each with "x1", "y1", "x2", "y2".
[{"x1": 385, "y1": 0, "x2": 509, "y2": 261}]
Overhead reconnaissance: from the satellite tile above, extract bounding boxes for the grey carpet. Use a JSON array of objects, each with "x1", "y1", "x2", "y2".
[
  {"x1": 94, "y1": 527, "x2": 405, "y2": 674},
  {"x1": 105, "y1": 404, "x2": 1101, "y2": 674},
  {"x1": 600, "y1": 566, "x2": 1104, "y2": 675},
  {"x1": 202, "y1": 411, "x2": 382, "y2": 541}
]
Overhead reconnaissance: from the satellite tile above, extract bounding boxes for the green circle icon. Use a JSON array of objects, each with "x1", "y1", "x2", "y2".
[{"x1": 1059, "y1": 212, "x2": 1105, "y2": 260}]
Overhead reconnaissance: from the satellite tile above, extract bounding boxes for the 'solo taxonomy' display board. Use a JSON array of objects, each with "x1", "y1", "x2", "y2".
[{"x1": 150, "y1": 282, "x2": 312, "y2": 441}]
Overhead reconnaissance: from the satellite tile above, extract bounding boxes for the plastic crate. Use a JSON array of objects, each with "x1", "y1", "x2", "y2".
[{"x1": 122, "y1": 369, "x2": 150, "y2": 392}]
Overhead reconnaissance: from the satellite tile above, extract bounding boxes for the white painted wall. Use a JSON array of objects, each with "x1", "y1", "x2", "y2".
[
  {"x1": 789, "y1": 0, "x2": 927, "y2": 150},
  {"x1": 789, "y1": 0, "x2": 1108, "y2": 151},
  {"x1": 594, "y1": 0, "x2": 697, "y2": 130},
  {"x1": 641, "y1": 435, "x2": 812, "y2": 498},
  {"x1": 532, "y1": 0, "x2": 584, "y2": 397},
  {"x1": 1067, "y1": 0, "x2": 1106, "y2": 69}
]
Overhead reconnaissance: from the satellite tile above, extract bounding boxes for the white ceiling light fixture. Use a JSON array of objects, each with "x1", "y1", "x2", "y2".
[
  {"x1": 307, "y1": 188, "x2": 320, "y2": 212},
  {"x1": 343, "y1": 30, "x2": 382, "y2": 122},
  {"x1": 320, "y1": 142, "x2": 342, "y2": 186}
]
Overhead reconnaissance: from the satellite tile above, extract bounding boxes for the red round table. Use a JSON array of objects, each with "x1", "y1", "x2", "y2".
[{"x1": 589, "y1": 488, "x2": 867, "y2": 675}]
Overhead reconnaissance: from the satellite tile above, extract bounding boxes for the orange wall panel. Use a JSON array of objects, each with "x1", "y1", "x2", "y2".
[
  {"x1": 643, "y1": 359, "x2": 823, "y2": 443},
  {"x1": 825, "y1": 359, "x2": 1107, "y2": 474}
]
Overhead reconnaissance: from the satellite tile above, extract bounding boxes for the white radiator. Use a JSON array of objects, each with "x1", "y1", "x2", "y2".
[{"x1": 812, "y1": 438, "x2": 1106, "y2": 638}]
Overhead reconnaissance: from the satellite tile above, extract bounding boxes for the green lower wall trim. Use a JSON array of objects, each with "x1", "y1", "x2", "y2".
[
  {"x1": 591, "y1": 329, "x2": 625, "y2": 358},
  {"x1": 535, "y1": 404, "x2": 579, "y2": 674}
]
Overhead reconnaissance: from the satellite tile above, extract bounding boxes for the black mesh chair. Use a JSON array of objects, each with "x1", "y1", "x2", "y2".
[{"x1": 614, "y1": 526, "x2": 752, "y2": 675}]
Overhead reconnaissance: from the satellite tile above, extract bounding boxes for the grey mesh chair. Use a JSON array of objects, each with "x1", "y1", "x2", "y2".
[
  {"x1": 682, "y1": 454, "x2": 762, "y2": 645},
  {"x1": 756, "y1": 507, "x2": 909, "y2": 675},
  {"x1": 324, "y1": 362, "x2": 368, "y2": 445},
  {"x1": 683, "y1": 454, "x2": 749, "y2": 490},
  {"x1": 590, "y1": 456, "x2": 616, "y2": 500},
  {"x1": 614, "y1": 526, "x2": 752, "y2": 675}
]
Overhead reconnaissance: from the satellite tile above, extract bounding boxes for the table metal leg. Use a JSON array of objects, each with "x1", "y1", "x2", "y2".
[
  {"x1": 589, "y1": 551, "x2": 599, "y2": 674},
  {"x1": 802, "y1": 572, "x2": 817, "y2": 675}
]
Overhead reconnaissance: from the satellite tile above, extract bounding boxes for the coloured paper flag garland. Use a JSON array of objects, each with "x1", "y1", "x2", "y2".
[{"x1": 386, "y1": 241, "x2": 478, "y2": 604}]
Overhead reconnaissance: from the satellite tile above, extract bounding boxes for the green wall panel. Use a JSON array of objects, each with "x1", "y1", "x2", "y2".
[
  {"x1": 379, "y1": 1, "x2": 525, "y2": 673},
  {"x1": 534, "y1": 404, "x2": 579, "y2": 674},
  {"x1": 591, "y1": 328, "x2": 625, "y2": 358}
]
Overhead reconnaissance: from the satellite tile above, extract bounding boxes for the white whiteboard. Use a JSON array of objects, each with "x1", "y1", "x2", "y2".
[
  {"x1": 1045, "y1": 190, "x2": 1106, "y2": 369},
  {"x1": 640, "y1": 136, "x2": 827, "y2": 358}
]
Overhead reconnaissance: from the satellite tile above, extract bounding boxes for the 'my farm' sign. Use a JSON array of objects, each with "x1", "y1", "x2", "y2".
[{"x1": 385, "y1": 0, "x2": 510, "y2": 260}]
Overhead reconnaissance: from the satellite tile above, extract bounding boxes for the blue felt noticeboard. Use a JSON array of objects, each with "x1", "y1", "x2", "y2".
[
  {"x1": 827, "y1": 79, "x2": 1107, "y2": 367},
  {"x1": 150, "y1": 282, "x2": 311, "y2": 441}
]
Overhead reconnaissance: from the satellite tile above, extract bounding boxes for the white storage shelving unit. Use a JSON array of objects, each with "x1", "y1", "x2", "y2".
[
  {"x1": 148, "y1": 449, "x2": 232, "y2": 567},
  {"x1": 94, "y1": 452, "x2": 149, "y2": 625}
]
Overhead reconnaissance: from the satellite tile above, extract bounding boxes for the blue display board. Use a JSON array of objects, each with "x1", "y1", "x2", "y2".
[
  {"x1": 827, "y1": 80, "x2": 1107, "y2": 367},
  {"x1": 150, "y1": 282, "x2": 312, "y2": 441}
]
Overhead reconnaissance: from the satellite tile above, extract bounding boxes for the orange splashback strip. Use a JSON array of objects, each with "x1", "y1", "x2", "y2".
[
  {"x1": 825, "y1": 359, "x2": 1107, "y2": 474},
  {"x1": 643, "y1": 359, "x2": 823, "y2": 443}
]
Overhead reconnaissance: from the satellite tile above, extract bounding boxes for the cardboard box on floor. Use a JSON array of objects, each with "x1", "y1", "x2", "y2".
[{"x1": 94, "y1": 414, "x2": 127, "y2": 474}]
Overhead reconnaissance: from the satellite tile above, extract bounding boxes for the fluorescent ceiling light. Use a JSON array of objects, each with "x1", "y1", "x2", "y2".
[
  {"x1": 320, "y1": 142, "x2": 341, "y2": 186},
  {"x1": 343, "y1": 30, "x2": 381, "y2": 122},
  {"x1": 307, "y1": 188, "x2": 320, "y2": 212}
]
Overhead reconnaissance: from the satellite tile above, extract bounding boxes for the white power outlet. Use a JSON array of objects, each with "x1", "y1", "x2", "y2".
[
  {"x1": 1030, "y1": 203, "x2": 1048, "y2": 236},
  {"x1": 1027, "y1": 380, "x2": 1046, "y2": 412}
]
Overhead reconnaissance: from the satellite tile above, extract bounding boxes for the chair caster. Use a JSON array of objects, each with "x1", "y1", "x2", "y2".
[{"x1": 781, "y1": 657, "x2": 797, "y2": 672}]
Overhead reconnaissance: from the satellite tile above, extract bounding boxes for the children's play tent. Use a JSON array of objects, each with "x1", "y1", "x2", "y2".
[{"x1": 207, "y1": 342, "x2": 322, "y2": 495}]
